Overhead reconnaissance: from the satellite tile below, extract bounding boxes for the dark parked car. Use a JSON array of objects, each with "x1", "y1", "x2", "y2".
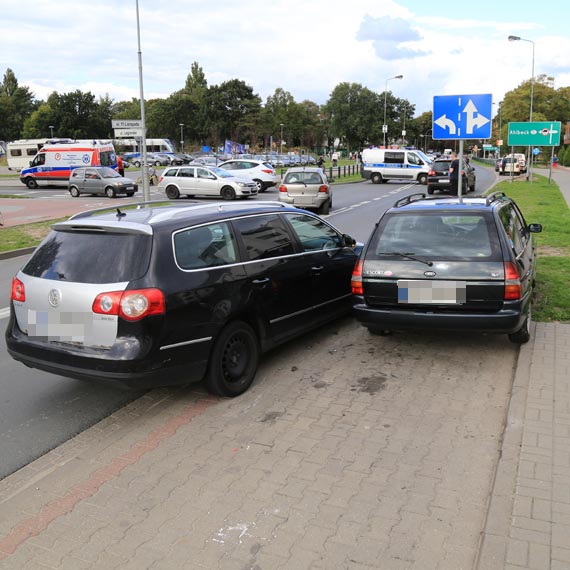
[
  {"x1": 6, "y1": 201, "x2": 359, "y2": 396},
  {"x1": 351, "y1": 192, "x2": 542, "y2": 344},
  {"x1": 427, "y1": 158, "x2": 476, "y2": 194}
]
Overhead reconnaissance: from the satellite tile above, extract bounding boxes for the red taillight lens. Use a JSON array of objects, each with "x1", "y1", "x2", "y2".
[
  {"x1": 318, "y1": 185, "x2": 328, "y2": 193},
  {"x1": 504, "y1": 262, "x2": 522, "y2": 300},
  {"x1": 92, "y1": 289, "x2": 165, "y2": 321},
  {"x1": 11, "y1": 277, "x2": 26, "y2": 302},
  {"x1": 158, "y1": 176, "x2": 164, "y2": 183},
  {"x1": 261, "y1": 169, "x2": 274, "y2": 174},
  {"x1": 278, "y1": 185, "x2": 287, "y2": 193},
  {"x1": 428, "y1": 170, "x2": 436, "y2": 176},
  {"x1": 351, "y1": 260, "x2": 364, "y2": 295}
]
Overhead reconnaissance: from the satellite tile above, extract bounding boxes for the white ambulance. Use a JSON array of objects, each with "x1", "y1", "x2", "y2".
[{"x1": 19, "y1": 140, "x2": 117, "y2": 189}]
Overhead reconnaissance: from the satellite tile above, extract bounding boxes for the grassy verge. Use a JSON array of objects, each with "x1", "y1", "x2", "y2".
[
  {"x1": 491, "y1": 175, "x2": 570, "y2": 322},
  {"x1": 0, "y1": 218, "x2": 66, "y2": 251}
]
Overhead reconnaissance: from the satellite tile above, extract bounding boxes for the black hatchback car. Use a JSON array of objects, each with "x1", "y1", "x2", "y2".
[
  {"x1": 6, "y1": 201, "x2": 359, "y2": 396},
  {"x1": 427, "y1": 158, "x2": 476, "y2": 195},
  {"x1": 351, "y1": 192, "x2": 542, "y2": 343}
]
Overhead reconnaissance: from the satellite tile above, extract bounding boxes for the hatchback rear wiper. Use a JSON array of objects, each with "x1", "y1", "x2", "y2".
[{"x1": 377, "y1": 251, "x2": 433, "y2": 266}]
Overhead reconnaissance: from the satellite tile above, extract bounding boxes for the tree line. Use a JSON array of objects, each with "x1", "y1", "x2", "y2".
[{"x1": 1, "y1": 64, "x2": 569, "y2": 155}]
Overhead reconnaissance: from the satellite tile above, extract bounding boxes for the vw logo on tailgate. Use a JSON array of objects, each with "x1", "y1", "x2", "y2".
[{"x1": 48, "y1": 289, "x2": 62, "y2": 307}]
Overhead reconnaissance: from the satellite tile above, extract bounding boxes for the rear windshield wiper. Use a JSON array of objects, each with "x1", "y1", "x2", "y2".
[{"x1": 377, "y1": 251, "x2": 433, "y2": 266}]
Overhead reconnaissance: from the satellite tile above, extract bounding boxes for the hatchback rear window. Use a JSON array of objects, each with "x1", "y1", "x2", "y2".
[
  {"x1": 367, "y1": 213, "x2": 502, "y2": 261},
  {"x1": 22, "y1": 231, "x2": 152, "y2": 283}
]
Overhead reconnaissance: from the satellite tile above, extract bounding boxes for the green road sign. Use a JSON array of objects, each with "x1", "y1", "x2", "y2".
[{"x1": 507, "y1": 121, "x2": 561, "y2": 146}]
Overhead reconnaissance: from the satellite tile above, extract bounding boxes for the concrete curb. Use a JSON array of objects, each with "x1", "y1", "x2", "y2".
[
  {"x1": 0, "y1": 247, "x2": 36, "y2": 261},
  {"x1": 476, "y1": 321, "x2": 536, "y2": 569}
]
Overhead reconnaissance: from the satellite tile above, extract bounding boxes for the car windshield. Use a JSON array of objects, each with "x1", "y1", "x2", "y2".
[
  {"x1": 368, "y1": 213, "x2": 502, "y2": 261},
  {"x1": 284, "y1": 172, "x2": 322, "y2": 184},
  {"x1": 99, "y1": 167, "x2": 121, "y2": 178},
  {"x1": 210, "y1": 167, "x2": 232, "y2": 178},
  {"x1": 415, "y1": 150, "x2": 433, "y2": 164}
]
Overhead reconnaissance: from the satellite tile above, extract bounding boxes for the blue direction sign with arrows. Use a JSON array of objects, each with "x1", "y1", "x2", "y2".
[{"x1": 433, "y1": 94, "x2": 493, "y2": 140}]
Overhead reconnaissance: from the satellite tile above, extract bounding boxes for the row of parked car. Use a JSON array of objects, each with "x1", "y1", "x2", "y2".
[{"x1": 6, "y1": 190, "x2": 542, "y2": 398}]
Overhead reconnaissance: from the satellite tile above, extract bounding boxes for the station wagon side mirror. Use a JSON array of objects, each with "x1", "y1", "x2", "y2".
[
  {"x1": 342, "y1": 234, "x2": 356, "y2": 249},
  {"x1": 528, "y1": 223, "x2": 542, "y2": 233}
]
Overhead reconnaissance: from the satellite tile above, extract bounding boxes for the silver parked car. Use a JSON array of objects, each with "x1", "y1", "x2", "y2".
[
  {"x1": 278, "y1": 167, "x2": 332, "y2": 214},
  {"x1": 68, "y1": 167, "x2": 138, "y2": 198},
  {"x1": 157, "y1": 165, "x2": 258, "y2": 200}
]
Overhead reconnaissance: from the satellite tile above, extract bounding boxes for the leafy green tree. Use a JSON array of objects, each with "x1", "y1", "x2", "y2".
[
  {"x1": 22, "y1": 102, "x2": 55, "y2": 138},
  {"x1": 0, "y1": 68, "x2": 37, "y2": 141},
  {"x1": 47, "y1": 90, "x2": 102, "y2": 138}
]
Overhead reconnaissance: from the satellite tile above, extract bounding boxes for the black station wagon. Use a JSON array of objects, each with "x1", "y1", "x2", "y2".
[
  {"x1": 351, "y1": 192, "x2": 542, "y2": 343},
  {"x1": 6, "y1": 201, "x2": 358, "y2": 396}
]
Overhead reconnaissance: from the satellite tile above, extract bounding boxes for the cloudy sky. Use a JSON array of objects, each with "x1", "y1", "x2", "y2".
[{"x1": 2, "y1": 0, "x2": 569, "y2": 118}]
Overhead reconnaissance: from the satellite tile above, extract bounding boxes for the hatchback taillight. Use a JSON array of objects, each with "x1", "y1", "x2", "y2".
[
  {"x1": 504, "y1": 262, "x2": 522, "y2": 300},
  {"x1": 428, "y1": 170, "x2": 436, "y2": 176},
  {"x1": 351, "y1": 261, "x2": 364, "y2": 295},
  {"x1": 92, "y1": 288, "x2": 165, "y2": 321},
  {"x1": 11, "y1": 277, "x2": 25, "y2": 302},
  {"x1": 318, "y1": 185, "x2": 328, "y2": 193},
  {"x1": 278, "y1": 185, "x2": 287, "y2": 193}
]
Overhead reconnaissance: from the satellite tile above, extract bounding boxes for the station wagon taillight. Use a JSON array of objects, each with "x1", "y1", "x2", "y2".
[
  {"x1": 504, "y1": 262, "x2": 522, "y2": 300},
  {"x1": 351, "y1": 261, "x2": 364, "y2": 295},
  {"x1": 11, "y1": 277, "x2": 26, "y2": 302},
  {"x1": 92, "y1": 288, "x2": 165, "y2": 321}
]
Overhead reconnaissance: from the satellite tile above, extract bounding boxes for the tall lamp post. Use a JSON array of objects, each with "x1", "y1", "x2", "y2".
[
  {"x1": 48, "y1": 125, "x2": 54, "y2": 138},
  {"x1": 179, "y1": 123, "x2": 184, "y2": 153},
  {"x1": 383, "y1": 74, "x2": 403, "y2": 148},
  {"x1": 279, "y1": 123, "x2": 284, "y2": 157},
  {"x1": 508, "y1": 35, "x2": 535, "y2": 180}
]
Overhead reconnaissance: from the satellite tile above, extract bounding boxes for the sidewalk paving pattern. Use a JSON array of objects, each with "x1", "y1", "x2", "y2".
[{"x1": 0, "y1": 166, "x2": 569, "y2": 569}]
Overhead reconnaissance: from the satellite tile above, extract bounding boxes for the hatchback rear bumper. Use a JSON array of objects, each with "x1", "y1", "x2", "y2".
[{"x1": 352, "y1": 300, "x2": 526, "y2": 334}]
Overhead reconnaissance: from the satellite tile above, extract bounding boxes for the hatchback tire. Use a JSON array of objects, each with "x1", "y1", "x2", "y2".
[
  {"x1": 205, "y1": 321, "x2": 259, "y2": 397},
  {"x1": 221, "y1": 186, "x2": 236, "y2": 200},
  {"x1": 165, "y1": 185, "x2": 180, "y2": 200},
  {"x1": 69, "y1": 186, "x2": 80, "y2": 198},
  {"x1": 320, "y1": 199, "x2": 331, "y2": 215},
  {"x1": 105, "y1": 187, "x2": 116, "y2": 198}
]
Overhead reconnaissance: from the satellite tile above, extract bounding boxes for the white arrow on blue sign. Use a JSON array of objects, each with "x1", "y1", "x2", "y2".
[{"x1": 432, "y1": 94, "x2": 493, "y2": 140}]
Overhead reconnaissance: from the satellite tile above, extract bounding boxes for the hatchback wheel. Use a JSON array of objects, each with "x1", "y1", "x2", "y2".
[
  {"x1": 69, "y1": 186, "x2": 80, "y2": 198},
  {"x1": 319, "y1": 199, "x2": 331, "y2": 215},
  {"x1": 205, "y1": 321, "x2": 259, "y2": 397},
  {"x1": 105, "y1": 187, "x2": 116, "y2": 198},
  {"x1": 221, "y1": 186, "x2": 236, "y2": 200},
  {"x1": 427, "y1": 186, "x2": 434, "y2": 195},
  {"x1": 165, "y1": 185, "x2": 180, "y2": 200}
]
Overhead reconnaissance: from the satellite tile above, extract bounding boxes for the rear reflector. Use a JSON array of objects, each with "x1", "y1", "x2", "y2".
[
  {"x1": 504, "y1": 262, "x2": 522, "y2": 300},
  {"x1": 351, "y1": 261, "x2": 364, "y2": 295}
]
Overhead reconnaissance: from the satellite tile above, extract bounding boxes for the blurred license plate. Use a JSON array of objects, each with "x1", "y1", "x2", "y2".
[
  {"x1": 297, "y1": 196, "x2": 314, "y2": 205},
  {"x1": 397, "y1": 280, "x2": 466, "y2": 304},
  {"x1": 438, "y1": 178, "x2": 450, "y2": 184}
]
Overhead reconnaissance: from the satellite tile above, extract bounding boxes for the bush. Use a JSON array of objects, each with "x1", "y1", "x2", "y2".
[{"x1": 561, "y1": 146, "x2": 570, "y2": 167}]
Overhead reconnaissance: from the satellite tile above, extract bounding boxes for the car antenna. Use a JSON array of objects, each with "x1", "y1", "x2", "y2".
[{"x1": 116, "y1": 208, "x2": 126, "y2": 219}]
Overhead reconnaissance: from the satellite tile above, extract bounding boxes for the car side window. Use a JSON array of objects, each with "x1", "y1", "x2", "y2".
[
  {"x1": 178, "y1": 168, "x2": 194, "y2": 178},
  {"x1": 233, "y1": 215, "x2": 295, "y2": 261},
  {"x1": 385, "y1": 152, "x2": 405, "y2": 164},
  {"x1": 285, "y1": 213, "x2": 343, "y2": 252},
  {"x1": 408, "y1": 153, "x2": 422, "y2": 166},
  {"x1": 85, "y1": 168, "x2": 99, "y2": 179},
  {"x1": 174, "y1": 222, "x2": 237, "y2": 270},
  {"x1": 498, "y1": 204, "x2": 525, "y2": 255},
  {"x1": 197, "y1": 168, "x2": 211, "y2": 179}
]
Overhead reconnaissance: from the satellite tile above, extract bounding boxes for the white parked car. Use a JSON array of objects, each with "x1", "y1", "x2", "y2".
[
  {"x1": 217, "y1": 159, "x2": 278, "y2": 192},
  {"x1": 157, "y1": 165, "x2": 258, "y2": 200}
]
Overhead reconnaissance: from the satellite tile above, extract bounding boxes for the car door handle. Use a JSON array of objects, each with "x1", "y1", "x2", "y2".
[
  {"x1": 252, "y1": 277, "x2": 270, "y2": 287},
  {"x1": 311, "y1": 266, "x2": 324, "y2": 273}
]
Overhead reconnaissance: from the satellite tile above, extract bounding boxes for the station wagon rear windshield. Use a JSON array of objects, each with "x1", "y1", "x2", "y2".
[
  {"x1": 22, "y1": 231, "x2": 152, "y2": 283},
  {"x1": 368, "y1": 213, "x2": 502, "y2": 261}
]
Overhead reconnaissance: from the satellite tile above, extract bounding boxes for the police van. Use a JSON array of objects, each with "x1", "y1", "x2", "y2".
[
  {"x1": 19, "y1": 140, "x2": 117, "y2": 189},
  {"x1": 361, "y1": 148, "x2": 433, "y2": 185}
]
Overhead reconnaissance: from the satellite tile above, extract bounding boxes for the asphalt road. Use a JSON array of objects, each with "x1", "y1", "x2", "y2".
[{"x1": 0, "y1": 164, "x2": 496, "y2": 480}]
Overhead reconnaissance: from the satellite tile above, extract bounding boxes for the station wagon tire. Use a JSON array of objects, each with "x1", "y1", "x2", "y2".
[
  {"x1": 253, "y1": 179, "x2": 264, "y2": 192},
  {"x1": 105, "y1": 186, "x2": 116, "y2": 198},
  {"x1": 221, "y1": 186, "x2": 236, "y2": 200},
  {"x1": 165, "y1": 185, "x2": 180, "y2": 200},
  {"x1": 205, "y1": 321, "x2": 260, "y2": 397},
  {"x1": 418, "y1": 173, "x2": 428, "y2": 185},
  {"x1": 371, "y1": 173, "x2": 382, "y2": 185},
  {"x1": 25, "y1": 177, "x2": 38, "y2": 189},
  {"x1": 69, "y1": 186, "x2": 80, "y2": 197},
  {"x1": 508, "y1": 308, "x2": 531, "y2": 344}
]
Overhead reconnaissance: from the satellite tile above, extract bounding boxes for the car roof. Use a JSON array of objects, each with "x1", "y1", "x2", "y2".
[
  {"x1": 53, "y1": 201, "x2": 303, "y2": 234},
  {"x1": 387, "y1": 192, "x2": 511, "y2": 213}
]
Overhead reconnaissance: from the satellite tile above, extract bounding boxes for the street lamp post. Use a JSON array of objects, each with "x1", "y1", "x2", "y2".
[
  {"x1": 383, "y1": 74, "x2": 403, "y2": 148},
  {"x1": 48, "y1": 125, "x2": 54, "y2": 138},
  {"x1": 179, "y1": 123, "x2": 184, "y2": 153},
  {"x1": 279, "y1": 123, "x2": 284, "y2": 157},
  {"x1": 508, "y1": 35, "x2": 535, "y2": 180}
]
